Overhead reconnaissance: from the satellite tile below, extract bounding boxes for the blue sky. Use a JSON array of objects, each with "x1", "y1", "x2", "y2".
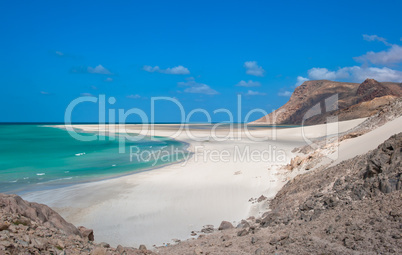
[{"x1": 1, "y1": 0, "x2": 402, "y2": 122}]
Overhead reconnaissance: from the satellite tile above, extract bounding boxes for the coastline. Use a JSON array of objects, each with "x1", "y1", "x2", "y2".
[{"x1": 22, "y1": 119, "x2": 366, "y2": 247}]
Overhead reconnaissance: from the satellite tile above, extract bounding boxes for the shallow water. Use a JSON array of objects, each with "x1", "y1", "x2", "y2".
[{"x1": 0, "y1": 125, "x2": 188, "y2": 194}]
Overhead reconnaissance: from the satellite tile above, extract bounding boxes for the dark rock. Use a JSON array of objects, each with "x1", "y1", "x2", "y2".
[
  {"x1": 322, "y1": 196, "x2": 338, "y2": 208},
  {"x1": 78, "y1": 226, "x2": 94, "y2": 241},
  {"x1": 201, "y1": 225, "x2": 214, "y2": 233},
  {"x1": 237, "y1": 229, "x2": 249, "y2": 236},
  {"x1": 257, "y1": 195, "x2": 267, "y2": 202},
  {"x1": 260, "y1": 212, "x2": 280, "y2": 227},
  {"x1": 218, "y1": 221, "x2": 233, "y2": 231},
  {"x1": 251, "y1": 237, "x2": 257, "y2": 244},
  {"x1": 236, "y1": 220, "x2": 250, "y2": 229}
]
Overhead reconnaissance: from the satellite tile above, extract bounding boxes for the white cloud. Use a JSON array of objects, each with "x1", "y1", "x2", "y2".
[
  {"x1": 354, "y1": 44, "x2": 402, "y2": 65},
  {"x1": 40, "y1": 91, "x2": 51, "y2": 95},
  {"x1": 104, "y1": 77, "x2": 113, "y2": 82},
  {"x1": 236, "y1": 80, "x2": 261, "y2": 87},
  {"x1": 178, "y1": 80, "x2": 218, "y2": 95},
  {"x1": 308, "y1": 67, "x2": 350, "y2": 80},
  {"x1": 245, "y1": 90, "x2": 266, "y2": 96},
  {"x1": 55, "y1": 51, "x2": 64, "y2": 56},
  {"x1": 295, "y1": 76, "x2": 309, "y2": 87},
  {"x1": 307, "y1": 66, "x2": 402, "y2": 82},
  {"x1": 278, "y1": 91, "x2": 292, "y2": 97},
  {"x1": 87, "y1": 65, "x2": 112, "y2": 75},
  {"x1": 143, "y1": 66, "x2": 157, "y2": 72},
  {"x1": 127, "y1": 94, "x2": 141, "y2": 99},
  {"x1": 298, "y1": 36, "x2": 402, "y2": 84},
  {"x1": 362, "y1": 34, "x2": 391, "y2": 46},
  {"x1": 346, "y1": 66, "x2": 402, "y2": 82},
  {"x1": 143, "y1": 65, "x2": 190, "y2": 75},
  {"x1": 185, "y1": 84, "x2": 218, "y2": 95},
  {"x1": 244, "y1": 61, "x2": 265, "y2": 76}
]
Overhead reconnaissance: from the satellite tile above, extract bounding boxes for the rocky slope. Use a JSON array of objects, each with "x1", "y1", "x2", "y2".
[
  {"x1": 157, "y1": 133, "x2": 402, "y2": 254},
  {"x1": 252, "y1": 79, "x2": 402, "y2": 125},
  {"x1": 0, "y1": 194, "x2": 155, "y2": 255},
  {"x1": 293, "y1": 97, "x2": 402, "y2": 156}
]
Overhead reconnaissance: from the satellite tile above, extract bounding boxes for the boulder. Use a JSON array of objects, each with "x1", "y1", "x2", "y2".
[
  {"x1": 0, "y1": 222, "x2": 10, "y2": 231},
  {"x1": 236, "y1": 219, "x2": 250, "y2": 229},
  {"x1": 78, "y1": 226, "x2": 94, "y2": 241},
  {"x1": 218, "y1": 221, "x2": 233, "y2": 231}
]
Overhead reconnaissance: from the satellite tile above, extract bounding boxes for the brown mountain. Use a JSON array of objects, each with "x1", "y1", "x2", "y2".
[{"x1": 252, "y1": 79, "x2": 402, "y2": 125}]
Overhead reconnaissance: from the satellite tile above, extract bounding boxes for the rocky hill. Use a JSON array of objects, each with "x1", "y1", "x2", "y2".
[{"x1": 252, "y1": 79, "x2": 402, "y2": 125}]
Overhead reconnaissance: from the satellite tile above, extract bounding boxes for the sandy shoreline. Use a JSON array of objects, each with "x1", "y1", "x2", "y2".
[{"x1": 22, "y1": 119, "x2": 367, "y2": 247}]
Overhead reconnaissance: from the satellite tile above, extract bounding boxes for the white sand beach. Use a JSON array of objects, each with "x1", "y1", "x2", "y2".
[{"x1": 22, "y1": 118, "x2": 374, "y2": 248}]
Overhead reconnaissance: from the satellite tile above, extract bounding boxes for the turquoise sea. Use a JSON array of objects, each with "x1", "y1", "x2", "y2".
[{"x1": 0, "y1": 125, "x2": 188, "y2": 194}]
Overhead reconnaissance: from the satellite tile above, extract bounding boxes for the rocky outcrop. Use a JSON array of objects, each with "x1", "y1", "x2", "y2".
[
  {"x1": 252, "y1": 79, "x2": 402, "y2": 125},
  {"x1": 0, "y1": 194, "x2": 155, "y2": 254},
  {"x1": 0, "y1": 194, "x2": 80, "y2": 236},
  {"x1": 356, "y1": 78, "x2": 396, "y2": 102}
]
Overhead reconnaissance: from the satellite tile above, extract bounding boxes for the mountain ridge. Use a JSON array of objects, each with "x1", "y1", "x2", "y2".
[{"x1": 252, "y1": 79, "x2": 402, "y2": 125}]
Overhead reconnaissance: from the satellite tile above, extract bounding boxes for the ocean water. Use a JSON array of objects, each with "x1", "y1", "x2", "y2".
[{"x1": 0, "y1": 125, "x2": 188, "y2": 194}]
